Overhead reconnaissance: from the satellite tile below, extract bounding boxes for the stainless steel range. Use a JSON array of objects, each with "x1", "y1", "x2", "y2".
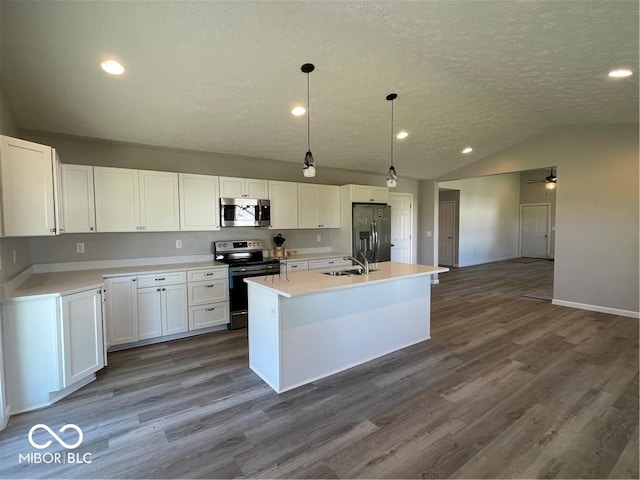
[{"x1": 214, "y1": 240, "x2": 280, "y2": 330}]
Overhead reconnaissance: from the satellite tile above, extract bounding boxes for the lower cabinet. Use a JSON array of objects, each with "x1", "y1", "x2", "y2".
[
  {"x1": 138, "y1": 284, "x2": 188, "y2": 339},
  {"x1": 187, "y1": 267, "x2": 230, "y2": 329},
  {"x1": 188, "y1": 302, "x2": 229, "y2": 330},
  {"x1": 2, "y1": 287, "x2": 106, "y2": 412},
  {"x1": 106, "y1": 276, "x2": 139, "y2": 346}
]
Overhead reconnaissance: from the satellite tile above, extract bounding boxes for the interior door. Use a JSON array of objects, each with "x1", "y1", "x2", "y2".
[
  {"x1": 520, "y1": 204, "x2": 550, "y2": 258},
  {"x1": 438, "y1": 201, "x2": 455, "y2": 266},
  {"x1": 389, "y1": 193, "x2": 412, "y2": 263}
]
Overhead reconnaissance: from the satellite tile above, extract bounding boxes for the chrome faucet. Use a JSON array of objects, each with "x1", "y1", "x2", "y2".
[{"x1": 343, "y1": 251, "x2": 370, "y2": 274}]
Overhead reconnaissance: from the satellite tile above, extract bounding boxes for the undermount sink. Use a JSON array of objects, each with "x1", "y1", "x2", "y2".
[
  {"x1": 322, "y1": 268, "x2": 379, "y2": 277},
  {"x1": 322, "y1": 271, "x2": 350, "y2": 276}
]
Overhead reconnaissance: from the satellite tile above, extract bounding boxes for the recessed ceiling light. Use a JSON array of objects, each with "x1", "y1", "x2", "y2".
[
  {"x1": 291, "y1": 106, "x2": 306, "y2": 116},
  {"x1": 101, "y1": 59, "x2": 125, "y2": 75},
  {"x1": 462, "y1": 147, "x2": 473, "y2": 154},
  {"x1": 396, "y1": 131, "x2": 409, "y2": 140},
  {"x1": 608, "y1": 68, "x2": 633, "y2": 78}
]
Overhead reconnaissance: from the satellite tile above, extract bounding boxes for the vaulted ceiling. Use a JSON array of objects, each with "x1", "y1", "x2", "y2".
[{"x1": 1, "y1": 1, "x2": 638, "y2": 179}]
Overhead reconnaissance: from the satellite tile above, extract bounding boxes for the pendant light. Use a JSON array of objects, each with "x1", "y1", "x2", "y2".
[
  {"x1": 545, "y1": 167, "x2": 557, "y2": 190},
  {"x1": 386, "y1": 93, "x2": 398, "y2": 188},
  {"x1": 301, "y1": 63, "x2": 316, "y2": 177}
]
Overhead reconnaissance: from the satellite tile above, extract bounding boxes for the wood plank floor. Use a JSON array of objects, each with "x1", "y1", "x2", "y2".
[{"x1": 1, "y1": 259, "x2": 638, "y2": 479}]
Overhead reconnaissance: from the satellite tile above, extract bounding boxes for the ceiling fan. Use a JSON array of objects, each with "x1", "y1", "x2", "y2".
[{"x1": 526, "y1": 167, "x2": 557, "y2": 190}]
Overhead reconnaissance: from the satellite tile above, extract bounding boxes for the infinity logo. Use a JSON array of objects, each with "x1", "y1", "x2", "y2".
[{"x1": 28, "y1": 424, "x2": 84, "y2": 450}]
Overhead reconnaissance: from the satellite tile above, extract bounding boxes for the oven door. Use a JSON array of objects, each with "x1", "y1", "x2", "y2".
[{"x1": 228, "y1": 263, "x2": 279, "y2": 329}]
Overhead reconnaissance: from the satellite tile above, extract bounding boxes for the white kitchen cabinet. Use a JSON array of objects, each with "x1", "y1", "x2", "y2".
[
  {"x1": 308, "y1": 257, "x2": 351, "y2": 270},
  {"x1": 298, "y1": 184, "x2": 340, "y2": 228},
  {"x1": 106, "y1": 275, "x2": 139, "y2": 346},
  {"x1": 0, "y1": 135, "x2": 58, "y2": 236},
  {"x1": 283, "y1": 259, "x2": 309, "y2": 273},
  {"x1": 348, "y1": 184, "x2": 389, "y2": 204},
  {"x1": 179, "y1": 173, "x2": 220, "y2": 231},
  {"x1": 269, "y1": 180, "x2": 298, "y2": 229},
  {"x1": 138, "y1": 284, "x2": 188, "y2": 339},
  {"x1": 94, "y1": 167, "x2": 140, "y2": 232},
  {"x1": 59, "y1": 164, "x2": 96, "y2": 233},
  {"x1": 94, "y1": 167, "x2": 179, "y2": 232},
  {"x1": 219, "y1": 176, "x2": 268, "y2": 199},
  {"x1": 187, "y1": 267, "x2": 230, "y2": 330},
  {"x1": 60, "y1": 288, "x2": 105, "y2": 388},
  {"x1": 139, "y1": 170, "x2": 180, "y2": 231},
  {"x1": 2, "y1": 287, "x2": 106, "y2": 412}
]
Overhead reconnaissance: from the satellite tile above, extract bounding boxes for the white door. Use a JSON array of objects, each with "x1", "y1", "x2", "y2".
[
  {"x1": 0, "y1": 135, "x2": 56, "y2": 236},
  {"x1": 162, "y1": 284, "x2": 188, "y2": 335},
  {"x1": 139, "y1": 170, "x2": 180, "y2": 231},
  {"x1": 94, "y1": 167, "x2": 140, "y2": 232},
  {"x1": 137, "y1": 287, "x2": 163, "y2": 340},
  {"x1": 60, "y1": 164, "x2": 96, "y2": 233},
  {"x1": 179, "y1": 173, "x2": 220, "y2": 231},
  {"x1": 520, "y1": 204, "x2": 550, "y2": 258},
  {"x1": 60, "y1": 289, "x2": 105, "y2": 388},
  {"x1": 439, "y1": 201, "x2": 455, "y2": 266},
  {"x1": 107, "y1": 276, "x2": 139, "y2": 345},
  {"x1": 388, "y1": 193, "x2": 413, "y2": 263}
]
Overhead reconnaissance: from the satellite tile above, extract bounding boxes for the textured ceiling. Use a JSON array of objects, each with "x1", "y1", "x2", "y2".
[{"x1": 1, "y1": 1, "x2": 638, "y2": 180}]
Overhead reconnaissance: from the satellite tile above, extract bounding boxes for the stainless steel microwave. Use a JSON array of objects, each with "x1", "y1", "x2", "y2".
[{"x1": 220, "y1": 198, "x2": 271, "y2": 227}]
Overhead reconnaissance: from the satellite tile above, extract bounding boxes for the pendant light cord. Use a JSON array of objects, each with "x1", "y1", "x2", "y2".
[
  {"x1": 390, "y1": 98, "x2": 394, "y2": 167},
  {"x1": 306, "y1": 72, "x2": 311, "y2": 152}
]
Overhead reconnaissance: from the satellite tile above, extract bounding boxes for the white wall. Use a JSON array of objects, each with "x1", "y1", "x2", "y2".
[
  {"x1": 439, "y1": 173, "x2": 520, "y2": 267},
  {"x1": 439, "y1": 125, "x2": 639, "y2": 317}
]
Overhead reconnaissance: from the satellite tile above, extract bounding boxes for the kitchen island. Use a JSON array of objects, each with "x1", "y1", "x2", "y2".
[{"x1": 245, "y1": 261, "x2": 448, "y2": 393}]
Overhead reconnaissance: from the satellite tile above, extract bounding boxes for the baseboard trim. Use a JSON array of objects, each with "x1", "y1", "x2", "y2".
[{"x1": 552, "y1": 299, "x2": 639, "y2": 319}]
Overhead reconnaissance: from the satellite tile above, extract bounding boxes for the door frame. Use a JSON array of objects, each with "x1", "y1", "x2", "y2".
[
  {"x1": 388, "y1": 192, "x2": 414, "y2": 264},
  {"x1": 519, "y1": 203, "x2": 551, "y2": 258},
  {"x1": 438, "y1": 200, "x2": 457, "y2": 267}
]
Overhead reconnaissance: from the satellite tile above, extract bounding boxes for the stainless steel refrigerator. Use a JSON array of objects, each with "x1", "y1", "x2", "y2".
[{"x1": 352, "y1": 203, "x2": 392, "y2": 262}]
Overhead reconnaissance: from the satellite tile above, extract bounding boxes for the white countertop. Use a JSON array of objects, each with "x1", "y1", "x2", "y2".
[
  {"x1": 5, "y1": 261, "x2": 228, "y2": 301},
  {"x1": 245, "y1": 261, "x2": 448, "y2": 298}
]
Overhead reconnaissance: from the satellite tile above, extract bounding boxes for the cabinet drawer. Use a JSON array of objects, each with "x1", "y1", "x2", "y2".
[
  {"x1": 136, "y1": 272, "x2": 186, "y2": 288},
  {"x1": 188, "y1": 280, "x2": 228, "y2": 306},
  {"x1": 308, "y1": 258, "x2": 351, "y2": 270},
  {"x1": 188, "y1": 302, "x2": 229, "y2": 330},
  {"x1": 284, "y1": 260, "x2": 309, "y2": 272},
  {"x1": 187, "y1": 268, "x2": 228, "y2": 283}
]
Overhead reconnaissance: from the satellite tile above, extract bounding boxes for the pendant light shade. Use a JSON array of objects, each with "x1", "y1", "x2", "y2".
[
  {"x1": 545, "y1": 167, "x2": 557, "y2": 190},
  {"x1": 301, "y1": 63, "x2": 316, "y2": 178},
  {"x1": 386, "y1": 93, "x2": 398, "y2": 188}
]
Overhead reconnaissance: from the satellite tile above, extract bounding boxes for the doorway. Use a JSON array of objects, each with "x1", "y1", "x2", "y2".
[
  {"x1": 438, "y1": 200, "x2": 456, "y2": 266},
  {"x1": 520, "y1": 203, "x2": 550, "y2": 258},
  {"x1": 388, "y1": 193, "x2": 413, "y2": 263}
]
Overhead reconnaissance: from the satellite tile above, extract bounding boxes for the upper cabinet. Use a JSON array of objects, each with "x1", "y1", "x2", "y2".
[
  {"x1": 348, "y1": 184, "x2": 389, "y2": 204},
  {"x1": 59, "y1": 164, "x2": 96, "y2": 233},
  {"x1": 268, "y1": 180, "x2": 298, "y2": 229},
  {"x1": 0, "y1": 135, "x2": 58, "y2": 236},
  {"x1": 179, "y1": 173, "x2": 220, "y2": 231},
  {"x1": 298, "y1": 184, "x2": 340, "y2": 229},
  {"x1": 219, "y1": 176, "x2": 268, "y2": 199},
  {"x1": 94, "y1": 167, "x2": 179, "y2": 232}
]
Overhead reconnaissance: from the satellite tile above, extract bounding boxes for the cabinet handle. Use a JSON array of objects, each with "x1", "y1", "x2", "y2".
[
  {"x1": 204, "y1": 273, "x2": 214, "y2": 276},
  {"x1": 204, "y1": 285, "x2": 214, "y2": 288},
  {"x1": 162, "y1": 288, "x2": 166, "y2": 291},
  {"x1": 59, "y1": 228, "x2": 65, "y2": 232},
  {"x1": 50, "y1": 228, "x2": 56, "y2": 232},
  {"x1": 132, "y1": 278, "x2": 137, "y2": 282},
  {"x1": 328, "y1": 261, "x2": 334, "y2": 264},
  {"x1": 97, "y1": 289, "x2": 101, "y2": 294},
  {"x1": 205, "y1": 307, "x2": 216, "y2": 312},
  {"x1": 155, "y1": 278, "x2": 166, "y2": 281},
  {"x1": 157, "y1": 288, "x2": 161, "y2": 292},
  {"x1": 90, "y1": 227, "x2": 94, "y2": 231}
]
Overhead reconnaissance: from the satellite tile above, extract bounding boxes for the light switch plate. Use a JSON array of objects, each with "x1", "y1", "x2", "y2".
[{"x1": 76, "y1": 243, "x2": 85, "y2": 254}]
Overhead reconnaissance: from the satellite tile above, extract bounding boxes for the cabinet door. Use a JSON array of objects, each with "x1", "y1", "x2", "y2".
[
  {"x1": 60, "y1": 289, "x2": 105, "y2": 388},
  {"x1": 179, "y1": 173, "x2": 220, "y2": 231},
  {"x1": 188, "y1": 280, "x2": 228, "y2": 306},
  {"x1": 188, "y1": 302, "x2": 229, "y2": 330},
  {"x1": 269, "y1": 181, "x2": 298, "y2": 229},
  {"x1": 351, "y1": 185, "x2": 389, "y2": 204},
  {"x1": 297, "y1": 184, "x2": 322, "y2": 228},
  {"x1": 94, "y1": 167, "x2": 140, "y2": 232},
  {"x1": 245, "y1": 179, "x2": 268, "y2": 199},
  {"x1": 219, "y1": 177, "x2": 244, "y2": 197},
  {"x1": 60, "y1": 164, "x2": 96, "y2": 233},
  {"x1": 321, "y1": 185, "x2": 341, "y2": 228},
  {"x1": 139, "y1": 170, "x2": 179, "y2": 231},
  {"x1": 162, "y1": 284, "x2": 188, "y2": 335},
  {"x1": 106, "y1": 276, "x2": 139, "y2": 345},
  {"x1": 137, "y1": 287, "x2": 163, "y2": 340},
  {"x1": 0, "y1": 135, "x2": 56, "y2": 236}
]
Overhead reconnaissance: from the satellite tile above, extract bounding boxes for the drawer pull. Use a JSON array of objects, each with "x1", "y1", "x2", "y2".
[
  {"x1": 328, "y1": 261, "x2": 334, "y2": 264},
  {"x1": 204, "y1": 272, "x2": 214, "y2": 276},
  {"x1": 155, "y1": 277, "x2": 166, "y2": 281},
  {"x1": 205, "y1": 307, "x2": 216, "y2": 312},
  {"x1": 204, "y1": 285, "x2": 214, "y2": 288}
]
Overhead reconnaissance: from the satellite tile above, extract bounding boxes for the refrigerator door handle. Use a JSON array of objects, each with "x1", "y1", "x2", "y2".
[{"x1": 372, "y1": 220, "x2": 378, "y2": 260}]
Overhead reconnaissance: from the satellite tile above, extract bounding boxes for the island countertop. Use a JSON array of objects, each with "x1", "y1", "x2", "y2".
[{"x1": 244, "y1": 261, "x2": 448, "y2": 298}]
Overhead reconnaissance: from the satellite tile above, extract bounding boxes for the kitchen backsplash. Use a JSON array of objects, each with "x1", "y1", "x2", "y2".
[{"x1": 28, "y1": 228, "x2": 334, "y2": 264}]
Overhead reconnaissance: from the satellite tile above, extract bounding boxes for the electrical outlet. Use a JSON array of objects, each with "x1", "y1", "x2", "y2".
[
  {"x1": 426, "y1": 231, "x2": 432, "y2": 237},
  {"x1": 316, "y1": 234, "x2": 321, "y2": 243},
  {"x1": 176, "y1": 239, "x2": 182, "y2": 248},
  {"x1": 76, "y1": 243, "x2": 85, "y2": 254}
]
